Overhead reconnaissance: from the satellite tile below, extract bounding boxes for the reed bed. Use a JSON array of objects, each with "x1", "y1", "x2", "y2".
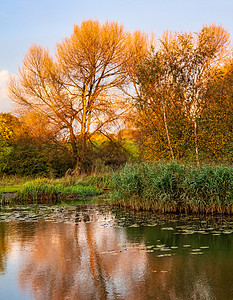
[{"x1": 111, "y1": 162, "x2": 233, "y2": 214}]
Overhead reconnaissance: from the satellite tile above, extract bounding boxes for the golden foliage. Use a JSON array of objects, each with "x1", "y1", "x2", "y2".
[
  {"x1": 136, "y1": 24, "x2": 231, "y2": 162},
  {"x1": 8, "y1": 20, "x2": 153, "y2": 169}
]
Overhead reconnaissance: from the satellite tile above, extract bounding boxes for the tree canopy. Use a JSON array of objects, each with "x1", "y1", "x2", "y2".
[
  {"x1": 9, "y1": 20, "x2": 152, "y2": 170},
  {"x1": 6, "y1": 21, "x2": 233, "y2": 175},
  {"x1": 136, "y1": 24, "x2": 231, "y2": 163}
]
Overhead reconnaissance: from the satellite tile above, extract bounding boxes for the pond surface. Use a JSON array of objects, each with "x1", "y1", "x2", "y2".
[{"x1": 0, "y1": 204, "x2": 233, "y2": 300}]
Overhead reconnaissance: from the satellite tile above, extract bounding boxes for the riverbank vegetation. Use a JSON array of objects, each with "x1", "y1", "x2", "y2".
[
  {"x1": 112, "y1": 163, "x2": 233, "y2": 214},
  {"x1": 1, "y1": 162, "x2": 233, "y2": 215},
  {"x1": 0, "y1": 20, "x2": 232, "y2": 213},
  {"x1": 0, "y1": 173, "x2": 111, "y2": 205}
]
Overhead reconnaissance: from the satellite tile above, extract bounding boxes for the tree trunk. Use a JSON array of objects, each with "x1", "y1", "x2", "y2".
[
  {"x1": 79, "y1": 94, "x2": 88, "y2": 172},
  {"x1": 68, "y1": 126, "x2": 79, "y2": 167},
  {"x1": 193, "y1": 119, "x2": 200, "y2": 167}
]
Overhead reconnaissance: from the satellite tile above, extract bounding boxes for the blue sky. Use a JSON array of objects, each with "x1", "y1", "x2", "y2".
[{"x1": 0, "y1": 0, "x2": 233, "y2": 112}]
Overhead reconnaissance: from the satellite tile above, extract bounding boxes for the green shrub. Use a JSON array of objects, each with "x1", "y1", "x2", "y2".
[{"x1": 0, "y1": 139, "x2": 74, "y2": 177}]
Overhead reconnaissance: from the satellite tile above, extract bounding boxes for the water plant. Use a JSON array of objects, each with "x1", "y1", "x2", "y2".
[{"x1": 111, "y1": 162, "x2": 233, "y2": 214}]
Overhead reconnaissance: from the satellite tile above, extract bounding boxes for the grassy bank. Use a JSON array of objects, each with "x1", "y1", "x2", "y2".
[
  {"x1": 111, "y1": 162, "x2": 233, "y2": 214},
  {"x1": 0, "y1": 174, "x2": 111, "y2": 205},
  {"x1": 1, "y1": 162, "x2": 233, "y2": 214}
]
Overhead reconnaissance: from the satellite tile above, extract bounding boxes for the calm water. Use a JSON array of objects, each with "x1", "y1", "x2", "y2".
[{"x1": 0, "y1": 204, "x2": 233, "y2": 300}]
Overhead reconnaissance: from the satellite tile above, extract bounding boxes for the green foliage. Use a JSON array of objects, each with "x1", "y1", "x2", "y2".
[
  {"x1": 61, "y1": 186, "x2": 102, "y2": 197},
  {"x1": 77, "y1": 139, "x2": 132, "y2": 174},
  {"x1": 112, "y1": 163, "x2": 233, "y2": 213},
  {"x1": 0, "y1": 111, "x2": 135, "y2": 177},
  {"x1": 16, "y1": 178, "x2": 60, "y2": 204},
  {"x1": 78, "y1": 173, "x2": 111, "y2": 189},
  {"x1": 0, "y1": 113, "x2": 21, "y2": 173},
  {"x1": 15, "y1": 177, "x2": 104, "y2": 204},
  {"x1": 184, "y1": 165, "x2": 233, "y2": 211},
  {"x1": 0, "y1": 138, "x2": 74, "y2": 177},
  {"x1": 0, "y1": 113, "x2": 75, "y2": 177}
]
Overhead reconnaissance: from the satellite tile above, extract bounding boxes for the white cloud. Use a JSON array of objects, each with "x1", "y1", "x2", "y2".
[{"x1": 0, "y1": 70, "x2": 12, "y2": 113}]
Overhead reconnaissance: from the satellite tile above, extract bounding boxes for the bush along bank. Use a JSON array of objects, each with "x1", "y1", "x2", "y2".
[
  {"x1": 111, "y1": 162, "x2": 233, "y2": 214},
  {"x1": 0, "y1": 175, "x2": 111, "y2": 205}
]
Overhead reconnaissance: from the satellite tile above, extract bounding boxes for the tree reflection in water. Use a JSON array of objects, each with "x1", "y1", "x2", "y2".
[
  {"x1": 17, "y1": 212, "x2": 148, "y2": 300},
  {"x1": 0, "y1": 208, "x2": 233, "y2": 299},
  {"x1": 0, "y1": 223, "x2": 9, "y2": 274}
]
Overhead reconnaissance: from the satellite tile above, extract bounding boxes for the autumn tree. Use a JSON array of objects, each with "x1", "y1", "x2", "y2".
[
  {"x1": 136, "y1": 24, "x2": 231, "y2": 163},
  {"x1": 160, "y1": 25, "x2": 230, "y2": 164},
  {"x1": 124, "y1": 31, "x2": 155, "y2": 97},
  {"x1": 137, "y1": 50, "x2": 178, "y2": 159},
  {"x1": 9, "y1": 20, "x2": 149, "y2": 171},
  {"x1": 199, "y1": 59, "x2": 233, "y2": 161},
  {"x1": 20, "y1": 112, "x2": 55, "y2": 141}
]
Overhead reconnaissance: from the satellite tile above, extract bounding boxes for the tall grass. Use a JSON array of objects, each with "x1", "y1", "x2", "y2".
[
  {"x1": 111, "y1": 162, "x2": 233, "y2": 214},
  {"x1": 16, "y1": 178, "x2": 60, "y2": 204},
  {"x1": 15, "y1": 176, "x2": 105, "y2": 204},
  {"x1": 0, "y1": 175, "x2": 29, "y2": 192}
]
